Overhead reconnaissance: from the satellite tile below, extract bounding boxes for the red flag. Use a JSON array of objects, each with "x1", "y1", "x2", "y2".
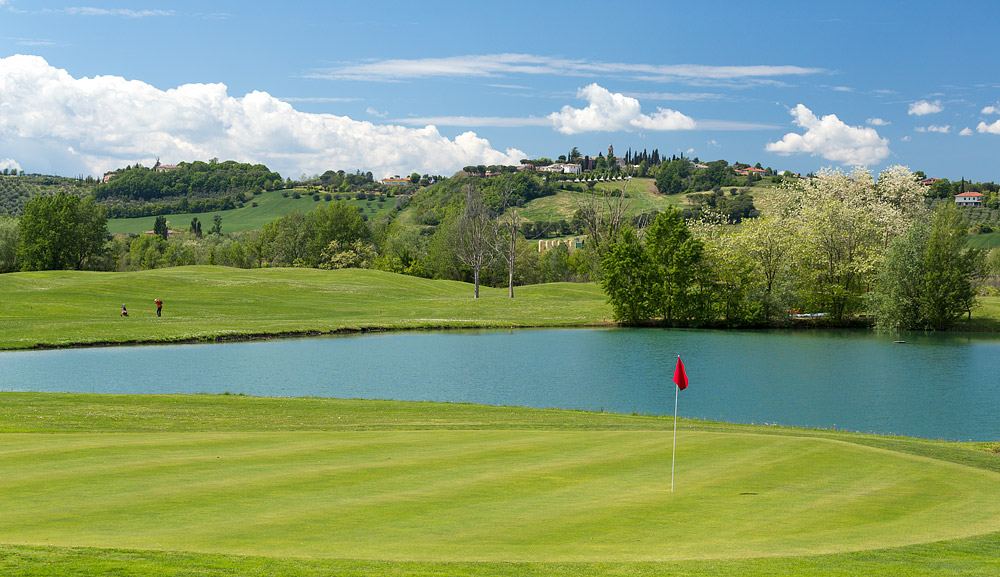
[{"x1": 673, "y1": 356, "x2": 688, "y2": 390}]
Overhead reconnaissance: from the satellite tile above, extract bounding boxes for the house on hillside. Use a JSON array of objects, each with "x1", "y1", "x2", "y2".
[
  {"x1": 154, "y1": 164, "x2": 180, "y2": 173},
  {"x1": 381, "y1": 177, "x2": 410, "y2": 187},
  {"x1": 919, "y1": 177, "x2": 940, "y2": 186},
  {"x1": 955, "y1": 191, "x2": 983, "y2": 207}
]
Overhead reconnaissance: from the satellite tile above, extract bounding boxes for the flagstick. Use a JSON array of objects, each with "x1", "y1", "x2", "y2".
[{"x1": 671, "y1": 380, "x2": 679, "y2": 493}]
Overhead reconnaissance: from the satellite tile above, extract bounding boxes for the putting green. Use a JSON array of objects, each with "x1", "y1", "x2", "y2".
[{"x1": 2, "y1": 430, "x2": 999, "y2": 562}]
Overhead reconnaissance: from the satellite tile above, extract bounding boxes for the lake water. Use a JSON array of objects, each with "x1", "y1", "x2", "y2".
[{"x1": 1, "y1": 328, "x2": 998, "y2": 441}]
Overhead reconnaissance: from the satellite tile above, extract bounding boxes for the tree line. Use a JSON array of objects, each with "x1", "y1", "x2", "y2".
[{"x1": 601, "y1": 166, "x2": 984, "y2": 331}]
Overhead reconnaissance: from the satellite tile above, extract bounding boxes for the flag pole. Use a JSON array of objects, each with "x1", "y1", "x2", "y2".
[
  {"x1": 671, "y1": 375, "x2": 678, "y2": 493},
  {"x1": 670, "y1": 354, "x2": 687, "y2": 494}
]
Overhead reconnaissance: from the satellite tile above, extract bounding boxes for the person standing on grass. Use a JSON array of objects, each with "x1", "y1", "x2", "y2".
[
  {"x1": 154, "y1": 298, "x2": 162, "y2": 317},
  {"x1": 121, "y1": 304, "x2": 128, "y2": 317}
]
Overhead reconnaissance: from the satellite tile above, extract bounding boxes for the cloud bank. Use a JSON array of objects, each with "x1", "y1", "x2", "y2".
[
  {"x1": 548, "y1": 84, "x2": 695, "y2": 134},
  {"x1": 0, "y1": 55, "x2": 524, "y2": 178},
  {"x1": 766, "y1": 104, "x2": 890, "y2": 165}
]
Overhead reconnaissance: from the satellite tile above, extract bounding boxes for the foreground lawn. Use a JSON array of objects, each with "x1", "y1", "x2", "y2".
[
  {"x1": 0, "y1": 267, "x2": 612, "y2": 349},
  {"x1": 1, "y1": 394, "x2": 999, "y2": 576}
]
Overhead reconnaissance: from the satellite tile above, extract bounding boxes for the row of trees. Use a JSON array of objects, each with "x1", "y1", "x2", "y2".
[{"x1": 602, "y1": 167, "x2": 984, "y2": 330}]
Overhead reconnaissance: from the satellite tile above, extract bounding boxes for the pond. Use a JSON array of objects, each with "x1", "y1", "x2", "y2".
[{"x1": 2, "y1": 328, "x2": 998, "y2": 441}]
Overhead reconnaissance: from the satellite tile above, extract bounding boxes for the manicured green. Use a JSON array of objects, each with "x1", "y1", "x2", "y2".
[
  {"x1": 0, "y1": 267, "x2": 612, "y2": 349},
  {"x1": 1, "y1": 394, "x2": 999, "y2": 576},
  {"x1": 106, "y1": 189, "x2": 396, "y2": 235}
]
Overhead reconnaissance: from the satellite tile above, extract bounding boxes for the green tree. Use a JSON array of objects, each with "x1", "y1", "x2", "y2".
[
  {"x1": 600, "y1": 227, "x2": 654, "y2": 323},
  {"x1": 18, "y1": 192, "x2": 108, "y2": 271},
  {"x1": 871, "y1": 204, "x2": 982, "y2": 330},
  {"x1": 211, "y1": 215, "x2": 223, "y2": 235},
  {"x1": 304, "y1": 201, "x2": 372, "y2": 267},
  {"x1": 654, "y1": 158, "x2": 692, "y2": 195},
  {"x1": 153, "y1": 215, "x2": 169, "y2": 240},
  {"x1": 919, "y1": 204, "x2": 983, "y2": 329},
  {"x1": 645, "y1": 207, "x2": 703, "y2": 323},
  {"x1": 0, "y1": 215, "x2": 19, "y2": 273}
]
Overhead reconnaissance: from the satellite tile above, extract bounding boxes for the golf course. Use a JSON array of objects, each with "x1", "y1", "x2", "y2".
[
  {"x1": 2, "y1": 268, "x2": 1000, "y2": 575},
  {"x1": 1, "y1": 394, "x2": 999, "y2": 576}
]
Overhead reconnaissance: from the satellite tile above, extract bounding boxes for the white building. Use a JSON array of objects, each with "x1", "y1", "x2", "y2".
[{"x1": 955, "y1": 192, "x2": 983, "y2": 207}]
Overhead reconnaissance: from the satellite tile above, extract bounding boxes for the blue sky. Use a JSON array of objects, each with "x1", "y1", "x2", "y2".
[{"x1": 2, "y1": 0, "x2": 1000, "y2": 181}]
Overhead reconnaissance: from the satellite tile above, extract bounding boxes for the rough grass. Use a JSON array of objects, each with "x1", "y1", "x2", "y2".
[
  {"x1": 0, "y1": 267, "x2": 612, "y2": 349},
  {"x1": 1, "y1": 394, "x2": 999, "y2": 576}
]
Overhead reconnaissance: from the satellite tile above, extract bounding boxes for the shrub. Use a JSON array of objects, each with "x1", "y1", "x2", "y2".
[{"x1": 292, "y1": 192, "x2": 301, "y2": 199}]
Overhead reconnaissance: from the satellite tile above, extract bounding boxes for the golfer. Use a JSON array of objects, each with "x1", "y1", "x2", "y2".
[
  {"x1": 121, "y1": 304, "x2": 128, "y2": 317},
  {"x1": 154, "y1": 298, "x2": 162, "y2": 317}
]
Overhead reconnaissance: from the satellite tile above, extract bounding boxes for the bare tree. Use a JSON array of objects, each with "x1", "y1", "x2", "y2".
[
  {"x1": 495, "y1": 176, "x2": 521, "y2": 298},
  {"x1": 453, "y1": 182, "x2": 497, "y2": 298},
  {"x1": 575, "y1": 174, "x2": 633, "y2": 246}
]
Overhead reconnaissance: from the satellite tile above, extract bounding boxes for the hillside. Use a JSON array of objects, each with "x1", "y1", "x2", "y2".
[{"x1": 107, "y1": 188, "x2": 402, "y2": 235}]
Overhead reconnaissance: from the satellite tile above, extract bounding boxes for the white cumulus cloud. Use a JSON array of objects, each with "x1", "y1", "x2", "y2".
[
  {"x1": 866, "y1": 117, "x2": 890, "y2": 126},
  {"x1": 765, "y1": 104, "x2": 889, "y2": 166},
  {"x1": 908, "y1": 100, "x2": 943, "y2": 116},
  {"x1": 548, "y1": 83, "x2": 695, "y2": 135},
  {"x1": 960, "y1": 127, "x2": 974, "y2": 136},
  {"x1": 982, "y1": 105, "x2": 1000, "y2": 114},
  {"x1": 914, "y1": 125, "x2": 951, "y2": 133},
  {"x1": 0, "y1": 157, "x2": 21, "y2": 172},
  {"x1": 978, "y1": 120, "x2": 1000, "y2": 135},
  {"x1": 0, "y1": 55, "x2": 524, "y2": 178}
]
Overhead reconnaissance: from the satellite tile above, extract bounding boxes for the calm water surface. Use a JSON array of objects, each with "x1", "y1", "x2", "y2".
[{"x1": 2, "y1": 328, "x2": 998, "y2": 441}]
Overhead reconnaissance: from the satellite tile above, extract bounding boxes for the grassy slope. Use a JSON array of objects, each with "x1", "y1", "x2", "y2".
[
  {"x1": 968, "y1": 231, "x2": 1000, "y2": 250},
  {"x1": 106, "y1": 189, "x2": 397, "y2": 235},
  {"x1": 1, "y1": 394, "x2": 999, "y2": 576},
  {"x1": 520, "y1": 178, "x2": 681, "y2": 224},
  {"x1": 0, "y1": 267, "x2": 612, "y2": 349}
]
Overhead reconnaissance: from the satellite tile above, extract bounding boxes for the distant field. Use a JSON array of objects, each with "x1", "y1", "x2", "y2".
[
  {"x1": 968, "y1": 232, "x2": 1000, "y2": 250},
  {"x1": 0, "y1": 267, "x2": 611, "y2": 349},
  {"x1": 107, "y1": 189, "x2": 398, "y2": 235},
  {"x1": 1, "y1": 394, "x2": 999, "y2": 576},
  {"x1": 521, "y1": 178, "x2": 682, "y2": 224}
]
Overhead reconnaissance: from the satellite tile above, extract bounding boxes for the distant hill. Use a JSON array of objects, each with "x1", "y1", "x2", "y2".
[
  {"x1": 0, "y1": 174, "x2": 92, "y2": 216},
  {"x1": 94, "y1": 160, "x2": 283, "y2": 218}
]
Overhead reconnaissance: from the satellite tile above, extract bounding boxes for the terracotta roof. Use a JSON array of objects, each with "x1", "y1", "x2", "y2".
[{"x1": 955, "y1": 192, "x2": 982, "y2": 197}]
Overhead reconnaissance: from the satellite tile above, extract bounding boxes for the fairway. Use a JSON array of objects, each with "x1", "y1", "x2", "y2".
[
  {"x1": 0, "y1": 267, "x2": 611, "y2": 349},
  {"x1": 3, "y1": 429, "x2": 999, "y2": 562}
]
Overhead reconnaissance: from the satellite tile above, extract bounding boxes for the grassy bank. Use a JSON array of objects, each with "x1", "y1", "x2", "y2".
[
  {"x1": 0, "y1": 267, "x2": 612, "y2": 350},
  {"x1": 1, "y1": 394, "x2": 999, "y2": 576}
]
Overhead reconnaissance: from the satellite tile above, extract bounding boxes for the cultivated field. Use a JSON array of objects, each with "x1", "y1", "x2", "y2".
[{"x1": 1, "y1": 394, "x2": 999, "y2": 576}]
